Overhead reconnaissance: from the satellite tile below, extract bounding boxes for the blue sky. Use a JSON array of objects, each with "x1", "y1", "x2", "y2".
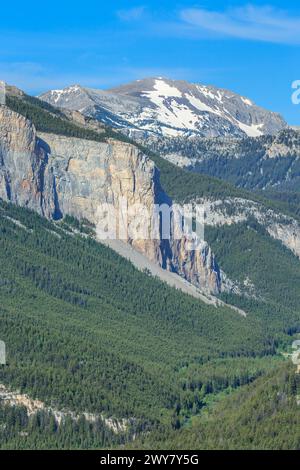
[{"x1": 1, "y1": 0, "x2": 300, "y2": 123}]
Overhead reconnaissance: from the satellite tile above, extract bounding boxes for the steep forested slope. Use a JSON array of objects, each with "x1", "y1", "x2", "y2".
[
  {"x1": 133, "y1": 363, "x2": 300, "y2": 450},
  {"x1": 144, "y1": 130, "x2": 300, "y2": 193},
  {"x1": 0, "y1": 200, "x2": 298, "y2": 448},
  {"x1": 206, "y1": 220, "x2": 300, "y2": 315}
]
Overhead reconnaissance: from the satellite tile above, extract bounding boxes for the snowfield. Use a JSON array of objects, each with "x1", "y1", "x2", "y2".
[{"x1": 40, "y1": 77, "x2": 287, "y2": 139}]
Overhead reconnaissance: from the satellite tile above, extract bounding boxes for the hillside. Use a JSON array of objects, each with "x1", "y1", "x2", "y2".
[
  {"x1": 1, "y1": 86, "x2": 300, "y2": 450},
  {"x1": 144, "y1": 130, "x2": 300, "y2": 195},
  {"x1": 131, "y1": 363, "x2": 300, "y2": 450},
  {"x1": 5, "y1": 92, "x2": 115, "y2": 143},
  {"x1": 0, "y1": 200, "x2": 295, "y2": 449},
  {"x1": 3, "y1": 88, "x2": 300, "y2": 301}
]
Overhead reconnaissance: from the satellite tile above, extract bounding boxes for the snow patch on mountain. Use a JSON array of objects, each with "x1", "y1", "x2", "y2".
[
  {"x1": 40, "y1": 77, "x2": 287, "y2": 139},
  {"x1": 238, "y1": 122, "x2": 264, "y2": 137}
]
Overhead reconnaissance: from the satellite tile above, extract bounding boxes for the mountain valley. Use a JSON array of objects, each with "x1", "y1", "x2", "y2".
[{"x1": 0, "y1": 80, "x2": 299, "y2": 450}]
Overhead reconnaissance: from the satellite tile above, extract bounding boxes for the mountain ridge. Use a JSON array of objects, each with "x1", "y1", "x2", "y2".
[
  {"x1": 144, "y1": 129, "x2": 300, "y2": 194},
  {"x1": 4, "y1": 83, "x2": 300, "y2": 305},
  {"x1": 1, "y1": 81, "x2": 300, "y2": 450},
  {"x1": 39, "y1": 77, "x2": 287, "y2": 139}
]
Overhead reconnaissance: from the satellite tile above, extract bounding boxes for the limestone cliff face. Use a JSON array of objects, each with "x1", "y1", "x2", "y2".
[
  {"x1": 267, "y1": 222, "x2": 300, "y2": 259},
  {"x1": 0, "y1": 106, "x2": 221, "y2": 293},
  {"x1": 0, "y1": 107, "x2": 54, "y2": 215},
  {"x1": 170, "y1": 238, "x2": 221, "y2": 292}
]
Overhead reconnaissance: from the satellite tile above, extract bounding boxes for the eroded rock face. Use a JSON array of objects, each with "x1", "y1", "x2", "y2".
[
  {"x1": 171, "y1": 237, "x2": 221, "y2": 292},
  {"x1": 0, "y1": 106, "x2": 221, "y2": 293},
  {"x1": 39, "y1": 132, "x2": 221, "y2": 293},
  {"x1": 0, "y1": 107, "x2": 54, "y2": 215}
]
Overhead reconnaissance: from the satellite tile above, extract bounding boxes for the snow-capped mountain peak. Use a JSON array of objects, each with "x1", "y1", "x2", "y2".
[{"x1": 39, "y1": 77, "x2": 287, "y2": 139}]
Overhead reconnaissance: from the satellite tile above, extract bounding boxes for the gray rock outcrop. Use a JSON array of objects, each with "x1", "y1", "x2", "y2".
[{"x1": 0, "y1": 105, "x2": 221, "y2": 293}]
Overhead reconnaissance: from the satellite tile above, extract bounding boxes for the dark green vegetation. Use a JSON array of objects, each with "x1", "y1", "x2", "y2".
[
  {"x1": 131, "y1": 363, "x2": 300, "y2": 450},
  {"x1": 147, "y1": 148, "x2": 243, "y2": 202},
  {"x1": 191, "y1": 133, "x2": 300, "y2": 192},
  {"x1": 138, "y1": 143, "x2": 300, "y2": 224},
  {"x1": 2, "y1": 94, "x2": 300, "y2": 449},
  {"x1": 206, "y1": 219, "x2": 300, "y2": 315},
  {"x1": 194, "y1": 152, "x2": 300, "y2": 191},
  {"x1": 148, "y1": 130, "x2": 300, "y2": 193},
  {"x1": 146, "y1": 129, "x2": 300, "y2": 220},
  {"x1": 258, "y1": 190, "x2": 300, "y2": 219},
  {"x1": 204, "y1": 219, "x2": 300, "y2": 373},
  {"x1": 0, "y1": 200, "x2": 299, "y2": 449},
  {"x1": 0, "y1": 406, "x2": 122, "y2": 450},
  {"x1": 5, "y1": 94, "x2": 121, "y2": 143}
]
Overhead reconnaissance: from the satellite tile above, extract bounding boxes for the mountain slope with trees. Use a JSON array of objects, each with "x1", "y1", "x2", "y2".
[{"x1": 0, "y1": 200, "x2": 299, "y2": 448}]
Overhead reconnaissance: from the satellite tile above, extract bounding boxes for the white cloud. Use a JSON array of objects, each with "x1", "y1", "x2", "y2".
[
  {"x1": 180, "y1": 5, "x2": 300, "y2": 44},
  {"x1": 117, "y1": 6, "x2": 145, "y2": 22}
]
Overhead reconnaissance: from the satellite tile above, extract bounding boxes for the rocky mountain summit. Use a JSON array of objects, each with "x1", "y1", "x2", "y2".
[{"x1": 40, "y1": 77, "x2": 287, "y2": 139}]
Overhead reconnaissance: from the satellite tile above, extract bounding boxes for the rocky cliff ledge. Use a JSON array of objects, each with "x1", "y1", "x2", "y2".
[{"x1": 0, "y1": 106, "x2": 221, "y2": 293}]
